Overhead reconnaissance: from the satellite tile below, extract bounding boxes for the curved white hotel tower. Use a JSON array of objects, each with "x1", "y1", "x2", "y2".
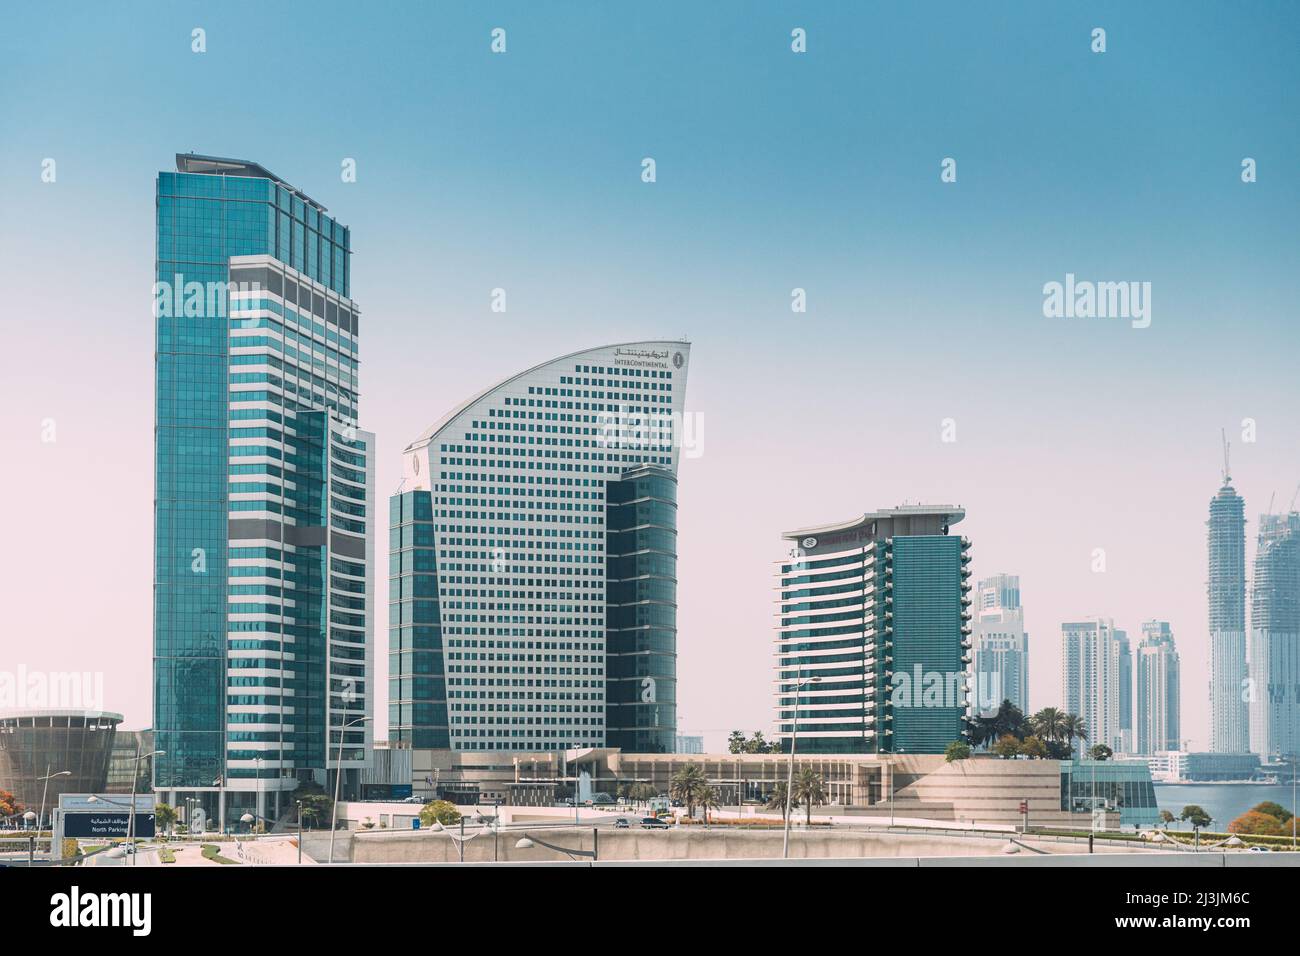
[{"x1": 390, "y1": 342, "x2": 691, "y2": 753}]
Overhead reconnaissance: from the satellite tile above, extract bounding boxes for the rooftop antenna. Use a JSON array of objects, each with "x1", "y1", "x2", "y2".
[{"x1": 1221, "y1": 428, "x2": 1231, "y2": 485}]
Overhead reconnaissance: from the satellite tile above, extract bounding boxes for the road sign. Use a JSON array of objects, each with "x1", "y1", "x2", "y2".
[{"x1": 64, "y1": 812, "x2": 156, "y2": 839}]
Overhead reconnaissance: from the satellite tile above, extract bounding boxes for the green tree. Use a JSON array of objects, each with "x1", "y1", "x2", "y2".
[
  {"x1": 1061, "y1": 713, "x2": 1089, "y2": 757},
  {"x1": 154, "y1": 803, "x2": 178, "y2": 834},
  {"x1": 298, "y1": 794, "x2": 333, "y2": 830},
  {"x1": 698, "y1": 786, "x2": 719, "y2": 825},
  {"x1": 765, "y1": 782, "x2": 792, "y2": 822},
  {"x1": 1180, "y1": 805, "x2": 1212, "y2": 830},
  {"x1": 992, "y1": 734, "x2": 1021, "y2": 759},
  {"x1": 1250, "y1": 801, "x2": 1293, "y2": 823},
  {"x1": 419, "y1": 800, "x2": 462, "y2": 828},
  {"x1": 1228, "y1": 810, "x2": 1285, "y2": 836},
  {"x1": 945, "y1": 740, "x2": 972, "y2": 762},
  {"x1": 670, "y1": 764, "x2": 708, "y2": 818},
  {"x1": 793, "y1": 769, "x2": 828, "y2": 825},
  {"x1": 1030, "y1": 707, "x2": 1067, "y2": 744},
  {"x1": 727, "y1": 731, "x2": 747, "y2": 754},
  {"x1": 743, "y1": 732, "x2": 773, "y2": 754},
  {"x1": 1159, "y1": 809, "x2": 1176, "y2": 828},
  {"x1": 1018, "y1": 735, "x2": 1048, "y2": 758},
  {"x1": 1088, "y1": 744, "x2": 1113, "y2": 761}
]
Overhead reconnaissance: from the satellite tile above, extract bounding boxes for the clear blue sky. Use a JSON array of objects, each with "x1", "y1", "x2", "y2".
[{"x1": 2, "y1": 2, "x2": 1297, "y2": 749}]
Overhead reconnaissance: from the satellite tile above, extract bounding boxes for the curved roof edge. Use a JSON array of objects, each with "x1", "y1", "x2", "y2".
[
  {"x1": 0, "y1": 709, "x2": 125, "y2": 722},
  {"x1": 783, "y1": 504, "x2": 965, "y2": 540},
  {"x1": 405, "y1": 340, "x2": 691, "y2": 452}
]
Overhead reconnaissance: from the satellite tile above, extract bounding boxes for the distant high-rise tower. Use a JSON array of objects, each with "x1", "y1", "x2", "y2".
[
  {"x1": 1061, "y1": 618, "x2": 1123, "y2": 753},
  {"x1": 971, "y1": 574, "x2": 1029, "y2": 715},
  {"x1": 775, "y1": 506, "x2": 971, "y2": 754},
  {"x1": 1247, "y1": 512, "x2": 1300, "y2": 759},
  {"x1": 1207, "y1": 440, "x2": 1248, "y2": 753},
  {"x1": 1116, "y1": 629, "x2": 1133, "y2": 753},
  {"x1": 1136, "y1": 621, "x2": 1181, "y2": 754},
  {"x1": 153, "y1": 155, "x2": 374, "y2": 829}
]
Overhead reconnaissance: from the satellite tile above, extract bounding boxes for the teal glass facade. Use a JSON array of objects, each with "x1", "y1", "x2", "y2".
[
  {"x1": 889, "y1": 535, "x2": 970, "y2": 754},
  {"x1": 1059, "y1": 759, "x2": 1159, "y2": 828},
  {"x1": 605, "y1": 466, "x2": 678, "y2": 753},
  {"x1": 389, "y1": 490, "x2": 451, "y2": 749},
  {"x1": 154, "y1": 155, "x2": 368, "y2": 803}
]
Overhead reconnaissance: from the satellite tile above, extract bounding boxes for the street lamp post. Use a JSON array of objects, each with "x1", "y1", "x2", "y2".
[
  {"x1": 515, "y1": 829, "x2": 598, "y2": 862},
  {"x1": 297, "y1": 799, "x2": 303, "y2": 864},
  {"x1": 434, "y1": 814, "x2": 497, "y2": 862},
  {"x1": 782, "y1": 674, "x2": 821, "y2": 859},
  {"x1": 22, "y1": 811, "x2": 36, "y2": 865},
  {"x1": 126, "y1": 746, "x2": 165, "y2": 866},
  {"x1": 328, "y1": 715, "x2": 371, "y2": 864},
  {"x1": 36, "y1": 765, "x2": 71, "y2": 834}
]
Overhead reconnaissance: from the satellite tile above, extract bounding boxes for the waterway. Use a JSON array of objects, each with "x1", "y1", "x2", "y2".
[{"x1": 1153, "y1": 782, "x2": 1298, "y2": 829}]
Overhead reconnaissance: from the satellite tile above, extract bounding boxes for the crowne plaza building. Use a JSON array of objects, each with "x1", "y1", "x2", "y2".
[{"x1": 775, "y1": 506, "x2": 972, "y2": 755}]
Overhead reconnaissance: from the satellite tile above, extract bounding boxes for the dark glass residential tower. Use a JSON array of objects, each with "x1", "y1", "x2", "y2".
[
  {"x1": 153, "y1": 155, "x2": 373, "y2": 828},
  {"x1": 605, "y1": 465, "x2": 678, "y2": 752},
  {"x1": 775, "y1": 506, "x2": 972, "y2": 754},
  {"x1": 390, "y1": 342, "x2": 691, "y2": 754}
]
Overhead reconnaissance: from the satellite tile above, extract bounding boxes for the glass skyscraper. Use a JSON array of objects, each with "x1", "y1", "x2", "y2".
[
  {"x1": 1061, "y1": 618, "x2": 1123, "y2": 753},
  {"x1": 1135, "y1": 620, "x2": 1180, "y2": 754},
  {"x1": 1207, "y1": 465, "x2": 1248, "y2": 753},
  {"x1": 775, "y1": 506, "x2": 972, "y2": 754},
  {"x1": 970, "y1": 573, "x2": 1029, "y2": 716},
  {"x1": 1248, "y1": 512, "x2": 1300, "y2": 759},
  {"x1": 153, "y1": 154, "x2": 373, "y2": 828},
  {"x1": 389, "y1": 342, "x2": 691, "y2": 753}
]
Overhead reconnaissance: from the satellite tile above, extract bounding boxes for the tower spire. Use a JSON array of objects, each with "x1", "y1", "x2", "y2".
[{"x1": 1221, "y1": 428, "x2": 1231, "y2": 485}]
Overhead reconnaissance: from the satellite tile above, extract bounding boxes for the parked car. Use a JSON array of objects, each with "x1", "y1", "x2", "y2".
[
  {"x1": 640, "y1": 816, "x2": 671, "y2": 829},
  {"x1": 614, "y1": 817, "x2": 630, "y2": 829}
]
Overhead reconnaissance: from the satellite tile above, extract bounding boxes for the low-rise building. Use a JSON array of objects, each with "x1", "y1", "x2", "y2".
[{"x1": 375, "y1": 745, "x2": 1158, "y2": 829}]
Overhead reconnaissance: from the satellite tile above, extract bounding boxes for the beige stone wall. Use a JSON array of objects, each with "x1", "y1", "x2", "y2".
[{"x1": 345, "y1": 825, "x2": 1102, "y2": 864}]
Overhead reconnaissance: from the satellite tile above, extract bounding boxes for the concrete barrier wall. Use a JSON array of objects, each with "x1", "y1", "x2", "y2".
[{"x1": 345, "y1": 826, "x2": 1093, "y2": 865}]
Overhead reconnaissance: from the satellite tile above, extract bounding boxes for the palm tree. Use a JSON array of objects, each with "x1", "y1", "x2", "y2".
[
  {"x1": 792, "y1": 769, "x2": 828, "y2": 825},
  {"x1": 993, "y1": 700, "x2": 1028, "y2": 739},
  {"x1": 697, "y1": 786, "x2": 719, "y2": 825},
  {"x1": 1062, "y1": 713, "x2": 1089, "y2": 756},
  {"x1": 670, "y1": 764, "x2": 707, "y2": 818},
  {"x1": 969, "y1": 714, "x2": 999, "y2": 749},
  {"x1": 727, "y1": 731, "x2": 747, "y2": 754},
  {"x1": 765, "y1": 782, "x2": 793, "y2": 822},
  {"x1": 1030, "y1": 707, "x2": 1067, "y2": 743}
]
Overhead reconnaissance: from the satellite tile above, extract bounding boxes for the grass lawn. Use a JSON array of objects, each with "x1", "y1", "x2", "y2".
[{"x1": 200, "y1": 843, "x2": 239, "y2": 864}]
